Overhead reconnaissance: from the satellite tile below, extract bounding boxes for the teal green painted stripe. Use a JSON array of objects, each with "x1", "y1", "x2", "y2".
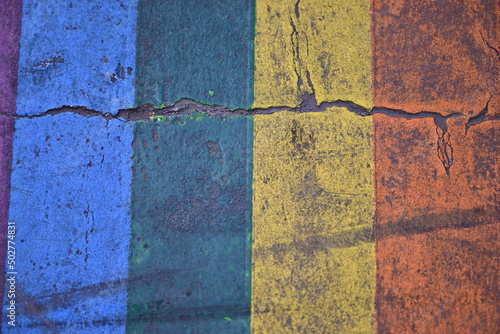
[
  {"x1": 127, "y1": 116, "x2": 253, "y2": 333},
  {"x1": 134, "y1": 0, "x2": 255, "y2": 109}
]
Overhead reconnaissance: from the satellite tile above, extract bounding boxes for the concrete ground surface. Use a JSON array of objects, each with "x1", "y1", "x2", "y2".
[{"x1": 0, "y1": 0, "x2": 499, "y2": 333}]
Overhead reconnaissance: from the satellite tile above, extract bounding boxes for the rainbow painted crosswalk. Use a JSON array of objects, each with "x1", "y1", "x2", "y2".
[{"x1": 1, "y1": 0, "x2": 499, "y2": 333}]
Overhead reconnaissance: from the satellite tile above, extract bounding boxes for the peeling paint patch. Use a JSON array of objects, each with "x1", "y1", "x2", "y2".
[{"x1": 33, "y1": 55, "x2": 64, "y2": 70}]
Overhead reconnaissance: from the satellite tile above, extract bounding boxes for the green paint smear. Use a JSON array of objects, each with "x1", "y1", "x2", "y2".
[
  {"x1": 150, "y1": 115, "x2": 168, "y2": 123},
  {"x1": 154, "y1": 102, "x2": 166, "y2": 109},
  {"x1": 150, "y1": 112, "x2": 216, "y2": 125}
]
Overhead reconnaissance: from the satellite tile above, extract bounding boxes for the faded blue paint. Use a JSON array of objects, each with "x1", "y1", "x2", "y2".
[
  {"x1": 5, "y1": 115, "x2": 133, "y2": 333},
  {"x1": 128, "y1": 116, "x2": 253, "y2": 333},
  {"x1": 135, "y1": 0, "x2": 255, "y2": 109},
  {"x1": 16, "y1": 0, "x2": 137, "y2": 115}
]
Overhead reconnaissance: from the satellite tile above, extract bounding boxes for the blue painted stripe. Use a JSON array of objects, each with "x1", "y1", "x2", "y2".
[
  {"x1": 135, "y1": 0, "x2": 255, "y2": 109},
  {"x1": 16, "y1": 0, "x2": 137, "y2": 115},
  {"x1": 5, "y1": 115, "x2": 133, "y2": 333},
  {"x1": 127, "y1": 116, "x2": 253, "y2": 333}
]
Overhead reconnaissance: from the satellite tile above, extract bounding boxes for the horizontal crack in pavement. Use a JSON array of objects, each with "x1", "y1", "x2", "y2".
[{"x1": 1, "y1": 94, "x2": 500, "y2": 130}]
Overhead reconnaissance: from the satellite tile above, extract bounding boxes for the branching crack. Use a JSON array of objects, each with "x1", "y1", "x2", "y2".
[
  {"x1": 436, "y1": 127, "x2": 454, "y2": 176},
  {"x1": 465, "y1": 98, "x2": 500, "y2": 132},
  {"x1": 1, "y1": 93, "x2": 499, "y2": 176},
  {"x1": 479, "y1": 30, "x2": 500, "y2": 62}
]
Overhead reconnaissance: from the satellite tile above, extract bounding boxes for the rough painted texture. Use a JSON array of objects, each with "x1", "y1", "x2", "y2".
[
  {"x1": 372, "y1": 0, "x2": 500, "y2": 116},
  {"x1": 5, "y1": 115, "x2": 133, "y2": 333},
  {"x1": 252, "y1": 1, "x2": 375, "y2": 332},
  {"x1": 135, "y1": 0, "x2": 255, "y2": 109},
  {"x1": 0, "y1": 0, "x2": 22, "y2": 116},
  {"x1": 0, "y1": 0, "x2": 23, "y2": 325},
  {"x1": 128, "y1": 117, "x2": 253, "y2": 333},
  {"x1": 254, "y1": 0, "x2": 372, "y2": 108},
  {"x1": 3, "y1": 1, "x2": 499, "y2": 332},
  {"x1": 374, "y1": 115, "x2": 500, "y2": 333},
  {"x1": 16, "y1": 0, "x2": 137, "y2": 115},
  {"x1": 252, "y1": 109, "x2": 375, "y2": 333}
]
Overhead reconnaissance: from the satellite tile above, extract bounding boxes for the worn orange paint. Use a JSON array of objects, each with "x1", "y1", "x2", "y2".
[
  {"x1": 372, "y1": 0, "x2": 500, "y2": 116},
  {"x1": 374, "y1": 114, "x2": 500, "y2": 333}
]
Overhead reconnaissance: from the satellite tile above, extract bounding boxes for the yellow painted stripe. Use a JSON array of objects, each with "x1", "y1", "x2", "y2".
[
  {"x1": 252, "y1": 0, "x2": 374, "y2": 333},
  {"x1": 253, "y1": 0, "x2": 372, "y2": 108}
]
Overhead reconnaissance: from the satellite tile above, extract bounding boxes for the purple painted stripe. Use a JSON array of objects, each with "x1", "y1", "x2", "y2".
[
  {"x1": 0, "y1": 0, "x2": 23, "y2": 324},
  {"x1": 0, "y1": 0, "x2": 22, "y2": 116}
]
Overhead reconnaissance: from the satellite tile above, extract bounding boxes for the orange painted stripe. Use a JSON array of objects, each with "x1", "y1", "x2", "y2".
[
  {"x1": 373, "y1": 2, "x2": 500, "y2": 331},
  {"x1": 372, "y1": 0, "x2": 500, "y2": 116},
  {"x1": 373, "y1": 115, "x2": 500, "y2": 333}
]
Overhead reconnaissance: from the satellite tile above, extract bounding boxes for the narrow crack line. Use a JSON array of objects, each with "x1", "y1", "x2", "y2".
[
  {"x1": 289, "y1": 0, "x2": 315, "y2": 99},
  {"x1": 289, "y1": 15, "x2": 303, "y2": 93},
  {"x1": 294, "y1": 0, "x2": 301, "y2": 21},
  {"x1": 479, "y1": 30, "x2": 500, "y2": 62}
]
